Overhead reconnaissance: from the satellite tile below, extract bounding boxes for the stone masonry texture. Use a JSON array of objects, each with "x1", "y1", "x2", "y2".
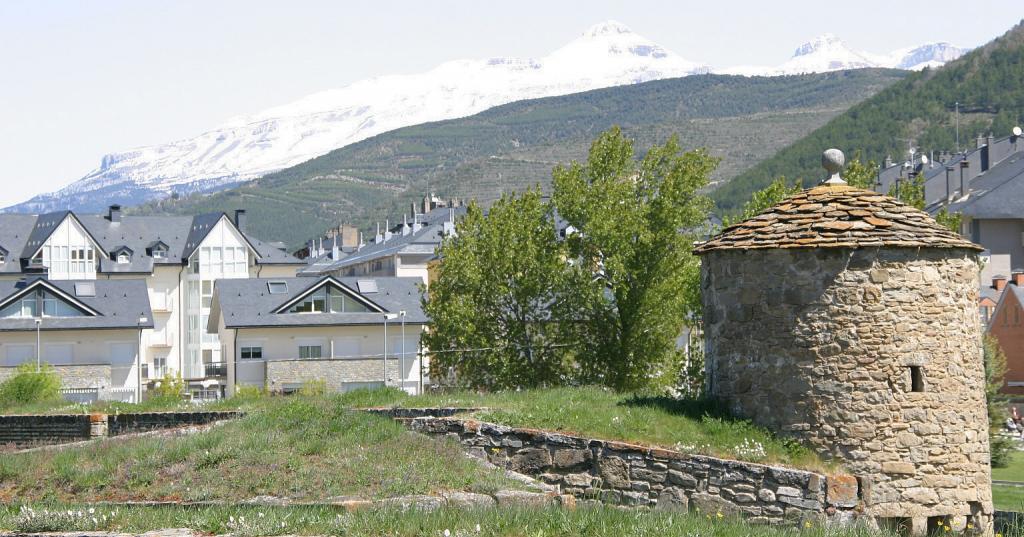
[
  {"x1": 700, "y1": 246, "x2": 992, "y2": 533},
  {"x1": 406, "y1": 416, "x2": 861, "y2": 526},
  {"x1": 0, "y1": 364, "x2": 112, "y2": 389},
  {"x1": 267, "y1": 358, "x2": 399, "y2": 391}
]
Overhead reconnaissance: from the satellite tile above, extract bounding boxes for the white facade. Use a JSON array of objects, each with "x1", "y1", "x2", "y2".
[
  {"x1": 0, "y1": 329, "x2": 141, "y2": 391},
  {"x1": 0, "y1": 213, "x2": 303, "y2": 396}
]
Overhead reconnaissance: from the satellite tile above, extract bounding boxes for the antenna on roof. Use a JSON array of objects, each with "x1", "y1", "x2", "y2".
[{"x1": 821, "y1": 149, "x2": 846, "y2": 186}]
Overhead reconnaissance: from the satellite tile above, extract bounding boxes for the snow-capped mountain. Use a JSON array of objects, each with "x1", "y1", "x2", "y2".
[
  {"x1": 718, "y1": 34, "x2": 968, "y2": 76},
  {"x1": 5, "y1": 20, "x2": 709, "y2": 214},
  {"x1": 5, "y1": 23, "x2": 968, "y2": 214}
]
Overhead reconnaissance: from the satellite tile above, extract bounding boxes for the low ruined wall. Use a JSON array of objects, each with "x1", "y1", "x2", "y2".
[
  {"x1": 107, "y1": 411, "x2": 243, "y2": 436},
  {"x1": 0, "y1": 414, "x2": 93, "y2": 448},
  {"x1": 407, "y1": 416, "x2": 861, "y2": 525},
  {"x1": 267, "y1": 358, "x2": 399, "y2": 391},
  {"x1": 1, "y1": 411, "x2": 243, "y2": 450},
  {"x1": 362, "y1": 407, "x2": 482, "y2": 419}
]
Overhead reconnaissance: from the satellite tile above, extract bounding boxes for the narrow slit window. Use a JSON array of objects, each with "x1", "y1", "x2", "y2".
[{"x1": 909, "y1": 366, "x2": 924, "y2": 392}]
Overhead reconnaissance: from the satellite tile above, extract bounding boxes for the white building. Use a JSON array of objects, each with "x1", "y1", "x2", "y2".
[
  {"x1": 208, "y1": 275, "x2": 428, "y2": 395},
  {"x1": 0, "y1": 206, "x2": 303, "y2": 398}
]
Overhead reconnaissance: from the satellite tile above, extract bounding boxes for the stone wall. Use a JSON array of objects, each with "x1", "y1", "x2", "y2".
[
  {"x1": 1, "y1": 411, "x2": 242, "y2": 450},
  {"x1": 701, "y1": 247, "x2": 991, "y2": 533},
  {"x1": 0, "y1": 364, "x2": 112, "y2": 389},
  {"x1": 267, "y1": 358, "x2": 399, "y2": 391},
  {"x1": 107, "y1": 411, "x2": 243, "y2": 436},
  {"x1": 406, "y1": 416, "x2": 860, "y2": 525},
  {"x1": 0, "y1": 414, "x2": 93, "y2": 448}
]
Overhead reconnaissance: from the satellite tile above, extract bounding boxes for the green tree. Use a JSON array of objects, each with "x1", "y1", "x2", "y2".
[
  {"x1": 984, "y1": 335, "x2": 1014, "y2": 467},
  {"x1": 722, "y1": 177, "x2": 801, "y2": 227},
  {"x1": 553, "y1": 127, "x2": 716, "y2": 391},
  {"x1": 423, "y1": 188, "x2": 584, "y2": 389},
  {"x1": 0, "y1": 363, "x2": 62, "y2": 409}
]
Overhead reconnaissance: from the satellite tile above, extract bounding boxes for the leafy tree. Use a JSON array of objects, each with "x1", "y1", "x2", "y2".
[
  {"x1": 553, "y1": 127, "x2": 715, "y2": 391},
  {"x1": 423, "y1": 188, "x2": 585, "y2": 389},
  {"x1": 722, "y1": 177, "x2": 801, "y2": 227},
  {"x1": 984, "y1": 335, "x2": 1013, "y2": 467}
]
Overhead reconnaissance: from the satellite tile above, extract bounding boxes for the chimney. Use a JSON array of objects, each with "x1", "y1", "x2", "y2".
[
  {"x1": 994, "y1": 275, "x2": 1008, "y2": 292},
  {"x1": 402, "y1": 214, "x2": 411, "y2": 236},
  {"x1": 108, "y1": 204, "x2": 122, "y2": 223},
  {"x1": 883, "y1": 155, "x2": 893, "y2": 168},
  {"x1": 1013, "y1": 270, "x2": 1024, "y2": 287},
  {"x1": 340, "y1": 224, "x2": 359, "y2": 251},
  {"x1": 977, "y1": 134, "x2": 986, "y2": 149},
  {"x1": 234, "y1": 209, "x2": 247, "y2": 232},
  {"x1": 331, "y1": 236, "x2": 340, "y2": 260}
]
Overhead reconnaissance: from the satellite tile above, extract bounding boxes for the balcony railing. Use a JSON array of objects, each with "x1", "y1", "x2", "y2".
[{"x1": 204, "y1": 362, "x2": 228, "y2": 378}]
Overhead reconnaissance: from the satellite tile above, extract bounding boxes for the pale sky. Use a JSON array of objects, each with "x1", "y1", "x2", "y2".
[{"x1": 1, "y1": 0, "x2": 1021, "y2": 207}]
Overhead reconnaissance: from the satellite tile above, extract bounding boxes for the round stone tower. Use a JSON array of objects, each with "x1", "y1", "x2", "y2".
[{"x1": 695, "y1": 150, "x2": 992, "y2": 535}]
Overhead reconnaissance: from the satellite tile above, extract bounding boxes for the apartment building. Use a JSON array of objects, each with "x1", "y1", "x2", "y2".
[{"x1": 0, "y1": 206, "x2": 303, "y2": 398}]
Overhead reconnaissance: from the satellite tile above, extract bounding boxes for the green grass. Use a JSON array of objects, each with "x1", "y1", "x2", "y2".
[
  {"x1": 994, "y1": 450, "x2": 1024, "y2": 482},
  {"x1": 994, "y1": 484, "x2": 1024, "y2": 511},
  {"x1": 0, "y1": 503, "x2": 894, "y2": 537},
  {"x1": 0, "y1": 395, "x2": 521, "y2": 503},
  {"x1": 336, "y1": 386, "x2": 826, "y2": 471}
]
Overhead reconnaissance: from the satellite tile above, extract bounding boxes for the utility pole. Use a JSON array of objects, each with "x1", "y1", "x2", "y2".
[
  {"x1": 955, "y1": 101, "x2": 960, "y2": 153},
  {"x1": 399, "y1": 311, "x2": 406, "y2": 394},
  {"x1": 34, "y1": 317, "x2": 41, "y2": 372}
]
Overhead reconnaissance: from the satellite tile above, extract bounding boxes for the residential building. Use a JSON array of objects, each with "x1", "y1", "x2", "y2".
[
  {"x1": 0, "y1": 278, "x2": 154, "y2": 400},
  {"x1": 208, "y1": 275, "x2": 427, "y2": 395},
  {"x1": 989, "y1": 271, "x2": 1024, "y2": 395},
  {"x1": 0, "y1": 206, "x2": 303, "y2": 398},
  {"x1": 299, "y1": 206, "x2": 464, "y2": 284},
  {"x1": 943, "y1": 152, "x2": 1024, "y2": 283}
]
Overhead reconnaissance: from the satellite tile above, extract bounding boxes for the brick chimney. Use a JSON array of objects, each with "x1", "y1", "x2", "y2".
[
  {"x1": 1013, "y1": 270, "x2": 1024, "y2": 287},
  {"x1": 993, "y1": 275, "x2": 1008, "y2": 291}
]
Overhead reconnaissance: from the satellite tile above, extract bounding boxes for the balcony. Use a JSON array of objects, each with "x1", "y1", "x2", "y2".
[{"x1": 204, "y1": 362, "x2": 228, "y2": 378}]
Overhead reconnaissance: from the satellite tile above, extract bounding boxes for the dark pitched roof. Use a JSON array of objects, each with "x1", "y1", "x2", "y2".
[
  {"x1": 0, "y1": 278, "x2": 154, "y2": 331},
  {"x1": 946, "y1": 153, "x2": 1024, "y2": 219},
  {"x1": 695, "y1": 184, "x2": 982, "y2": 254},
  {"x1": 300, "y1": 207, "x2": 464, "y2": 275},
  {"x1": 0, "y1": 210, "x2": 302, "y2": 274},
  {"x1": 211, "y1": 276, "x2": 427, "y2": 329}
]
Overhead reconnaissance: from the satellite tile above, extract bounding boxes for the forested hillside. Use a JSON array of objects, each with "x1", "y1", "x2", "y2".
[
  {"x1": 134, "y1": 70, "x2": 903, "y2": 247},
  {"x1": 714, "y1": 21, "x2": 1024, "y2": 212}
]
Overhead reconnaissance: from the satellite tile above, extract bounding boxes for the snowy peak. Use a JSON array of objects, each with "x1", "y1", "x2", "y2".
[
  {"x1": 717, "y1": 34, "x2": 968, "y2": 76},
  {"x1": 583, "y1": 20, "x2": 634, "y2": 37},
  {"x1": 793, "y1": 34, "x2": 847, "y2": 57}
]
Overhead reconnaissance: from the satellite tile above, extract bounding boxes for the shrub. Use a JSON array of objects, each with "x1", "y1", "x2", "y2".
[
  {"x1": 0, "y1": 363, "x2": 62, "y2": 409},
  {"x1": 151, "y1": 372, "x2": 186, "y2": 400},
  {"x1": 299, "y1": 379, "x2": 327, "y2": 397}
]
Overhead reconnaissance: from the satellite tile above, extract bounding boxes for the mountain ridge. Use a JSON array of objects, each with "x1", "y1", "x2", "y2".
[{"x1": 5, "y1": 21, "x2": 963, "y2": 215}]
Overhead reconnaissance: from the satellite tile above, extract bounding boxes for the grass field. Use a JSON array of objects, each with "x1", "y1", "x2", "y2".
[
  {"x1": 335, "y1": 386, "x2": 825, "y2": 470},
  {"x1": 0, "y1": 395, "x2": 521, "y2": 503},
  {"x1": 0, "y1": 503, "x2": 894, "y2": 537},
  {"x1": 994, "y1": 449, "x2": 1024, "y2": 511},
  {"x1": 3, "y1": 386, "x2": 824, "y2": 470}
]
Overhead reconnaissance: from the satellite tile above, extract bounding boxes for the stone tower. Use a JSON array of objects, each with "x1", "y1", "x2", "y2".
[{"x1": 695, "y1": 149, "x2": 992, "y2": 535}]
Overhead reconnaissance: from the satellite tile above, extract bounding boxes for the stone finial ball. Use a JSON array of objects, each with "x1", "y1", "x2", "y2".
[{"x1": 822, "y1": 148, "x2": 845, "y2": 175}]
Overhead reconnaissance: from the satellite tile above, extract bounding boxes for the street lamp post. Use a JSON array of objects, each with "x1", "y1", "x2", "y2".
[
  {"x1": 34, "y1": 317, "x2": 41, "y2": 372},
  {"x1": 137, "y1": 315, "x2": 148, "y2": 403},
  {"x1": 382, "y1": 313, "x2": 397, "y2": 386},
  {"x1": 399, "y1": 310, "x2": 407, "y2": 394}
]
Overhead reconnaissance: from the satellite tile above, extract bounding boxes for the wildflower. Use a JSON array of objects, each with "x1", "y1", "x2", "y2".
[
  {"x1": 88, "y1": 508, "x2": 95, "y2": 514},
  {"x1": 259, "y1": 512, "x2": 265, "y2": 518},
  {"x1": 716, "y1": 512, "x2": 723, "y2": 519},
  {"x1": 804, "y1": 521, "x2": 812, "y2": 528},
  {"x1": 444, "y1": 530, "x2": 452, "y2": 537},
  {"x1": 476, "y1": 524, "x2": 481, "y2": 533},
  {"x1": 92, "y1": 517, "x2": 98, "y2": 525},
  {"x1": 230, "y1": 516, "x2": 235, "y2": 523}
]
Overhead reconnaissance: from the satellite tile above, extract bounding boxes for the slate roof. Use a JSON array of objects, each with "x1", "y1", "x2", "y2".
[
  {"x1": 695, "y1": 184, "x2": 983, "y2": 254},
  {"x1": 0, "y1": 278, "x2": 154, "y2": 331},
  {"x1": 946, "y1": 152, "x2": 1024, "y2": 219},
  {"x1": 300, "y1": 207, "x2": 465, "y2": 275},
  {"x1": 211, "y1": 276, "x2": 427, "y2": 330},
  {"x1": 0, "y1": 210, "x2": 302, "y2": 274}
]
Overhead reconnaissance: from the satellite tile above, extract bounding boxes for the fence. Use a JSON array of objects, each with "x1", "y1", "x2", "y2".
[{"x1": 59, "y1": 386, "x2": 137, "y2": 404}]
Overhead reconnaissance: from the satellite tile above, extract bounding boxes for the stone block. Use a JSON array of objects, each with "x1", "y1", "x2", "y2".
[
  {"x1": 493, "y1": 490, "x2": 555, "y2": 507},
  {"x1": 552, "y1": 448, "x2": 591, "y2": 470},
  {"x1": 510, "y1": 448, "x2": 551, "y2": 474},
  {"x1": 598, "y1": 457, "x2": 632, "y2": 489},
  {"x1": 690, "y1": 492, "x2": 739, "y2": 516},
  {"x1": 826, "y1": 475, "x2": 858, "y2": 508},
  {"x1": 667, "y1": 470, "x2": 698, "y2": 489},
  {"x1": 655, "y1": 488, "x2": 688, "y2": 510},
  {"x1": 881, "y1": 462, "x2": 916, "y2": 475}
]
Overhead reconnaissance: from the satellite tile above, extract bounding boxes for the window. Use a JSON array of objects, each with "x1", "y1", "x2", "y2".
[
  {"x1": 153, "y1": 356, "x2": 167, "y2": 378},
  {"x1": 152, "y1": 247, "x2": 167, "y2": 259},
  {"x1": 288, "y1": 285, "x2": 371, "y2": 313},
  {"x1": 909, "y1": 366, "x2": 924, "y2": 392},
  {"x1": 241, "y1": 346, "x2": 263, "y2": 360},
  {"x1": 201, "y1": 280, "x2": 213, "y2": 308},
  {"x1": 357, "y1": 280, "x2": 378, "y2": 294},
  {"x1": 268, "y1": 281, "x2": 288, "y2": 294},
  {"x1": 0, "y1": 251, "x2": 5, "y2": 263},
  {"x1": 74, "y1": 282, "x2": 95, "y2": 297},
  {"x1": 117, "y1": 252, "x2": 130, "y2": 264},
  {"x1": 299, "y1": 345, "x2": 322, "y2": 359},
  {"x1": 0, "y1": 290, "x2": 84, "y2": 318}
]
